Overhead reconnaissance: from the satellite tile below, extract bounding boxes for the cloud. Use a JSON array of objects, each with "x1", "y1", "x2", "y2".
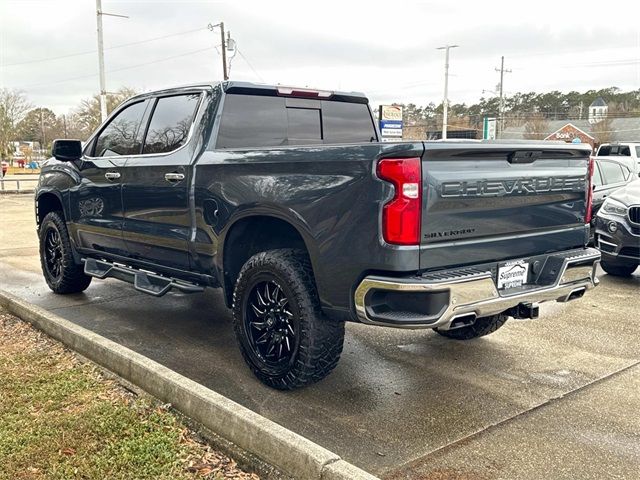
[{"x1": 2, "y1": 0, "x2": 638, "y2": 114}]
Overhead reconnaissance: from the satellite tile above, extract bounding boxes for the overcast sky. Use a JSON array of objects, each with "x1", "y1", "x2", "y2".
[{"x1": 1, "y1": 0, "x2": 639, "y2": 114}]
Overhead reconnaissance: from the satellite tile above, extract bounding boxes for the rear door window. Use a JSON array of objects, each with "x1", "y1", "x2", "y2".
[
  {"x1": 94, "y1": 101, "x2": 148, "y2": 157},
  {"x1": 599, "y1": 161, "x2": 626, "y2": 184},
  {"x1": 142, "y1": 94, "x2": 201, "y2": 154}
]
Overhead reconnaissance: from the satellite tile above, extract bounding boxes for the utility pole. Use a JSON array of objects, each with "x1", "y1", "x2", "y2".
[
  {"x1": 96, "y1": 0, "x2": 107, "y2": 123},
  {"x1": 40, "y1": 108, "x2": 46, "y2": 155},
  {"x1": 220, "y1": 22, "x2": 228, "y2": 81},
  {"x1": 96, "y1": 0, "x2": 128, "y2": 123},
  {"x1": 495, "y1": 56, "x2": 512, "y2": 137},
  {"x1": 437, "y1": 44, "x2": 458, "y2": 140},
  {"x1": 208, "y1": 22, "x2": 230, "y2": 80}
]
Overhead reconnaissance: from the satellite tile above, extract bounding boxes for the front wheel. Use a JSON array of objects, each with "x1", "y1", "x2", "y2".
[
  {"x1": 232, "y1": 249, "x2": 344, "y2": 390},
  {"x1": 434, "y1": 314, "x2": 508, "y2": 340},
  {"x1": 601, "y1": 256, "x2": 637, "y2": 277},
  {"x1": 39, "y1": 211, "x2": 92, "y2": 294}
]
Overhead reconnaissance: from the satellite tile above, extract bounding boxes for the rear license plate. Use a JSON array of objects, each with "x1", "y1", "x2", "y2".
[{"x1": 497, "y1": 261, "x2": 529, "y2": 290}]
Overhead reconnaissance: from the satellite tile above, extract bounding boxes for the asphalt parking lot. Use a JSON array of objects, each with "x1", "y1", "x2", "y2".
[{"x1": 1, "y1": 193, "x2": 639, "y2": 479}]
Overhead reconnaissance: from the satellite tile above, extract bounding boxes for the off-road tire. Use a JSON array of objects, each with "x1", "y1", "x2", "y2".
[
  {"x1": 39, "y1": 211, "x2": 92, "y2": 294},
  {"x1": 434, "y1": 314, "x2": 508, "y2": 340},
  {"x1": 232, "y1": 249, "x2": 344, "y2": 390},
  {"x1": 601, "y1": 257, "x2": 637, "y2": 277}
]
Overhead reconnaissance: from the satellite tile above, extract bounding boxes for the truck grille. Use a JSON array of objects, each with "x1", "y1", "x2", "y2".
[{"x1": 629, "y1": 206, "x2": 640, "y2": 224}]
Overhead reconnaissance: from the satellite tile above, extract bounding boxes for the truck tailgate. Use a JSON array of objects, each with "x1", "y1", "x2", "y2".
[{"x1": 420, "y1": 143, "x2": 591, "y2": 271}]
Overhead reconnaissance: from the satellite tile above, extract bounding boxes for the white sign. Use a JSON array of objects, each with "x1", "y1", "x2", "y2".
[
  {"x1": 497, "y1": 261, "x2": 529, "y2": 289},
  {"x1": 381, "y1": 128, "x2": 403, "y2": 137}
]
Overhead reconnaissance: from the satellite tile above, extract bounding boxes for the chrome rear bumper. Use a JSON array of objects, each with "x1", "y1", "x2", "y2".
[{"x1": 354, "y1": 248, "x2": 600, "y2": 329}]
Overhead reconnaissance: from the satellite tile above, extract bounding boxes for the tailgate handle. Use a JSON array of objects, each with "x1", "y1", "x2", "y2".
[{"x1": 508, "y1": 150, "x2": 542, "y2": 164}]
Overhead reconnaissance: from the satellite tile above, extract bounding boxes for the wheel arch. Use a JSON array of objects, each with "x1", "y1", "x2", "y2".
[
  {"x1": 221, "y1": 213, "x2": 318, "y2": 308},
  {"x1": 36, "y1": 190, "x2": 65, "y2": 231}
]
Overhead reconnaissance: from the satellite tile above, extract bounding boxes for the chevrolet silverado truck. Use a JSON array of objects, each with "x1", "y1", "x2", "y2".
[{"x1": 36, "y1": 81, "x2": 600, "y2": 389}]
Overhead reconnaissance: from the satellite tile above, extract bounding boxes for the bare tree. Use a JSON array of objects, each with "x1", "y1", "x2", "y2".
[
  {"x1": 0, "y1": 89, "x2": 31, "y2": 159},
  {"x1": 591, "y1": 114, "x2": 613, "y2": 144},
  {"x1": 523, "y1": 113, "x2": 550, "y2": 140},
  {"x1": 68, "y1": 87, "x2": 138, "y2": 140}
]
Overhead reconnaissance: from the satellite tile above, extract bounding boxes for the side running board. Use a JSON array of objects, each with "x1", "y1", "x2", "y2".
[{"x1": 83, "y1": 258, "x2": 205, "y2": 297}]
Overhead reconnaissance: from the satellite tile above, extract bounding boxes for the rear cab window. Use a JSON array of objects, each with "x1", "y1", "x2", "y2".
[
  {"x1": 598, "y1": 145, "x2": 631, "y2": 157},
  {"x1": 215, "y1": 91, "x2": 376, "y2": 149}
]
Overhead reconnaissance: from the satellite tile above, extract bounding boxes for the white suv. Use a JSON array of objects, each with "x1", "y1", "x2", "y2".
[{"x1": 596, "y1": 143, "x2": 640, "y2": 177}]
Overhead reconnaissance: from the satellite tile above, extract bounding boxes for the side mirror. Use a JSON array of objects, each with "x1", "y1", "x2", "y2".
[{"x1": 52, "y1": 139, "x2": 82, "y2": 161}]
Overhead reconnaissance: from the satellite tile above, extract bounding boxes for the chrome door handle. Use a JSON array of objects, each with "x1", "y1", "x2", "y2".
[
  {"x1": 164, "y1": 172, "x2": 185, "y2": 182},
  {"x1": 104, "y1": 171, "x2": 121, "y2": 180}
]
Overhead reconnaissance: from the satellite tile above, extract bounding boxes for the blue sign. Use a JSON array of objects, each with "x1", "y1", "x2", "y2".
[{"x1": 380, "y1": 120, "x2": 403, "y2": 130}]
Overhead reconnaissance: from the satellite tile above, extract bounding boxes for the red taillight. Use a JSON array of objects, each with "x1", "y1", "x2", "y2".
[
  {"x1": 377, "y1": 157, "x2": 422, "y2": 245},
  {"x1": 586, "y1": 156, "x2": 594, "y2": 223}
]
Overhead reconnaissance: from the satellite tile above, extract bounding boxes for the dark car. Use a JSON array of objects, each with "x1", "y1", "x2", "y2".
[
  {"x1": 595, "y1": 179, "x2": 640, "y2": 276},
  {"x1": 591, "y1": 157, "x2": 635, "y2": 222},
  {"x1": 35, "y1": 82, "x2": 600, "y2": 389}
]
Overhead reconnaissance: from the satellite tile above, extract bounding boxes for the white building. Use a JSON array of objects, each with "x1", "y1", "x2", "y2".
[{"x1": 588, "y1": 97, "x2": 608, "y2": 124}]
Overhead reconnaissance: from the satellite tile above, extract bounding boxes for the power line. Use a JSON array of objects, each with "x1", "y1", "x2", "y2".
[
  {"x1": 4, "y1": 26, "x2": 207, "y2": 67},
  {"x1": 236, "y1": 48, "x2": 264, "y2": 82},
  {"x1": 16, "y1": 46, "x2": 214, "y2": 90}
]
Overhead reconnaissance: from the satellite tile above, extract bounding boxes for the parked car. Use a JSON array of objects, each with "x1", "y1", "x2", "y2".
[
  {"x1": 35, "y1": 82, "x2": 600, "y2": 389},
  {"x1": 595, "y1": 179, "x2": 640, "y2": 276},
  {"x1": 596, "y1": 142, "x2": 640, "y2": 177},
  {"x1": 590, "y1": 157, "x2": 636, "y2": 237}
]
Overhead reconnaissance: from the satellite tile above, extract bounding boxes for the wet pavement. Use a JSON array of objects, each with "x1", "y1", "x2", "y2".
[{"x1": 1, "y1": 194, "x2": 639, "y2": 479}]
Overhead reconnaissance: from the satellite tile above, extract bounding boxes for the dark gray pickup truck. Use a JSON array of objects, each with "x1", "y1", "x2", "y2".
[{"x1": 36, "y1": 81, "x2": 600, "y2": 389}]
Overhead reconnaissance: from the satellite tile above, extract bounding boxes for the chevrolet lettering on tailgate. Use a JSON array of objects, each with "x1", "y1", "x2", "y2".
[{"x1": 440, "y1": 176, "x2": 585, "y2": 198}]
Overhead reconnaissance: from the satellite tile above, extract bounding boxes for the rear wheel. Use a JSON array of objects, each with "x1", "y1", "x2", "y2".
[
  {"x1": 39, "y1": 211, "x2": 92, "y2": 294},
  {"x1": 601, "y1": 256, "x2": 637, "y2": 277},
  {"x1": 434, "y1": 314, "x2": 508, "y2": 340},
  {"x1": 232, "y1": 249, "x2": 344, "y2": 390}
]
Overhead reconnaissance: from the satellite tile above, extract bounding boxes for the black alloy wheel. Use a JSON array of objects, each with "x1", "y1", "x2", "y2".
[
  {"x1": 43, "y1": 227, "x2": 63, "y2": 280},
  {"x1": 232, "y1": 249, "x2": 345, "y2": 390},
  {"x1": 38, "y1": 210, "x2": 92, "y2": 294},
  {"x1": 245, "y1": 279, "x2": 297, "y2": 367}
]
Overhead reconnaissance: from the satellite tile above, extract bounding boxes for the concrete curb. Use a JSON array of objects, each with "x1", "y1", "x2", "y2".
[{"x1": 0, "y1": 290, "x2": 378, "y2": 480}]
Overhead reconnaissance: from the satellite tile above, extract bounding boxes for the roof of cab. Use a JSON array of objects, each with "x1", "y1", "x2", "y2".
[{"x1": 128, "y1": 81, "x2": 369, "y2": 104}]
